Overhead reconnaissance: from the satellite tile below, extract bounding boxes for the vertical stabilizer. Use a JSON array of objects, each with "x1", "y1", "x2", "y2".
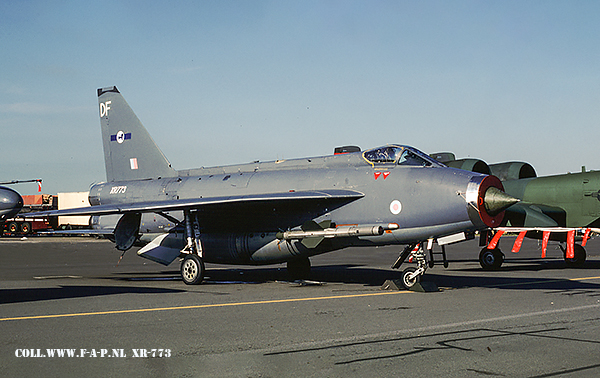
[{"x1": 98, "y1": 86, "x2": 177, "y2": 182}]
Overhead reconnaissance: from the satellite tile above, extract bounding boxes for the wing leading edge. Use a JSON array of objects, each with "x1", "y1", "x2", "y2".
[{"x1": 21, "y1": 189, "x2": 365, "y2": 218}]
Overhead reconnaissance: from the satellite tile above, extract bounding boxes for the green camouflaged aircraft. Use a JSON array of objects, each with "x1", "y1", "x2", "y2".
[{"x1": 432, "y1": 152, "x2": 600, "y2": 269}]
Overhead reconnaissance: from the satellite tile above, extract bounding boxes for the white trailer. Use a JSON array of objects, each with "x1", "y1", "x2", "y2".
[{"x1": 58, "y1": 192, "x2": 90, "y2": 228}]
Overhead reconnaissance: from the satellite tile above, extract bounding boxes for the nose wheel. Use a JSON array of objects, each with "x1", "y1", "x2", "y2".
[
  {"x1": 392, "y1": 243, "x2": 429, "y2": 290},
  {"x1": 400, "y1": 267, "x2": 421, "y2": 289}
]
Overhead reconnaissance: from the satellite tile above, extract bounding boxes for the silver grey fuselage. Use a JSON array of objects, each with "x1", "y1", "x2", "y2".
[{"x1": 89, "y1": 151, "x2": 493, "y2": 265}]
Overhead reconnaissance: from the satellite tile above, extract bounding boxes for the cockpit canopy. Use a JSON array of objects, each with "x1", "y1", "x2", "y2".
[{"x1": 362, "y1": 145, "x2": 443, "y2": 167}]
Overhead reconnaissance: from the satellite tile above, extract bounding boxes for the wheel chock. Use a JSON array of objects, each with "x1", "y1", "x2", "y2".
[
  {"x1": 408, "y1": 281, "x2": 438, "y2": 292},
  {"x1": 381, "y1": 279, "x2": 438, "y2": 292}
]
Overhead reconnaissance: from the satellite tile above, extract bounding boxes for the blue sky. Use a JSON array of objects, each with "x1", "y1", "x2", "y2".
[{"x1": 2, "y1": 1, "x2": 599, "y2": 195}]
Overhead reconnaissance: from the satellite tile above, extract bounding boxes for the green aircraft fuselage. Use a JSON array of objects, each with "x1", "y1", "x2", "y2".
[{"x1": 503, "y1": 170, "x2": 600, "y2": 229}]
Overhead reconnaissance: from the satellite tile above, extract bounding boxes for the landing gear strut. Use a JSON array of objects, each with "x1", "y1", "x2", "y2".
[{"x1": 180, "y1": 209, "x2": 205, "y2": 285}]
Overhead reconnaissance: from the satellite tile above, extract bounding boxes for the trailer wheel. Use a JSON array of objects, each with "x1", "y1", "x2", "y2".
[
  {"x1": 20, "y1": 222, "x2": 31, "y2": 234},
  {"x1": 8, "y1": 222, "x2": 18, "y2": 233}
]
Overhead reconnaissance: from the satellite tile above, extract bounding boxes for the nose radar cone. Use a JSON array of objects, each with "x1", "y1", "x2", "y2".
[{"x1": 483, "y1": 187, "x2": 519, "y2": 216}]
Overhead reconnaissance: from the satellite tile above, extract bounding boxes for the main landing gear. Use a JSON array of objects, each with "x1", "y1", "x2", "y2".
[
  {"x1": 181, "y1": 254, "x2": 205, "y2": 285},
  {"x1": 561, "y1": 243, "x2": 587, "y2": 267},
  {"x1": 479, "y1": 247, "x2": 505, "y2": 270},
  {"x1": 180, "y1": 210, "x2": 205, "y2": 285}
]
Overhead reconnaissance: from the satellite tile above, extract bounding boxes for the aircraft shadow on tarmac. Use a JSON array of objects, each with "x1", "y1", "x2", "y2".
[
  {"x1": 425, "y1": 272, "x2": 600, "y2": 293},
  {"x1": 0, "y1": 285, "x2": 185, "y2": 305},
  {"x1": 108, "y1": 262, "x2": 600, "y2": 293},
  {"x1": 2, "y1": 260, "x2": 598, "y2": 305},
  {"x1": 453, "y1": 258, "x2": 600, "y2": 272},
  {"x1": 108, "y1": 265, "x2": 403, "y2": 287}
]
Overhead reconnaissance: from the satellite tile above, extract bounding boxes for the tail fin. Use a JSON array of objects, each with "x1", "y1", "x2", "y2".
[{"x1": 98, "y1": 86, "x2": 177, "y2": 182}]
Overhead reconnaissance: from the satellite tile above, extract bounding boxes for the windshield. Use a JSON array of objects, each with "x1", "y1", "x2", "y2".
[
  {"x1": 398, "y1": 149, "x2": 432, "y2": 166},
  {"x1": 362, "y1": 146, "x2": 403, "y2": 164}
]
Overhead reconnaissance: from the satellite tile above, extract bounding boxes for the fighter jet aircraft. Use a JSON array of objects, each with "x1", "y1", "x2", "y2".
[
  {"x1": 0, "y1": 185, "x2": 23, "y2": 222},
  {"x1": 0, "y1": 179, "x2": 43, "y2": 223},
  {"x1": 0, "y1": 179, "x2": 44, "y2": 235},
  {"x1": 431, "y1": 152, "x2": 600, "y2": 269},
  {"x1": 24, "y1": 86, "x2": 518, "y2": 288}
]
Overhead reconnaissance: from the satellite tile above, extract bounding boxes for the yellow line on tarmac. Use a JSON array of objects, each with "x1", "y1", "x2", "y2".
[
  {"x1": 4, "y1": 275, "x2": 598, "y2": 323},
  {"x1": 0, "y1": 291, "x2": 406, "y2": 323},
  {"x1": 572, "y1": 275, "x2": 600, "y2": 282}
]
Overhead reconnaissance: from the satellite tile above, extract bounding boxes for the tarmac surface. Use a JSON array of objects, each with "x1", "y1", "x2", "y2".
[{"x1": 1, "y1": 235, "x2": 600, "y2": 377}]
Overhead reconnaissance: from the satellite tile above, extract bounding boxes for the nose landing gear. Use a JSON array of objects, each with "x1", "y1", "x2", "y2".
[{"x1": 392, "y1": 241, "x2": 445, "y2": 290}]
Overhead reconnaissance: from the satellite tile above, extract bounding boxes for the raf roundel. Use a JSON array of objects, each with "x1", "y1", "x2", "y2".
[
  {"x1": 110, "y1": 131, "x2": 132, "y2": 143},
  {"x1": 390, "y1": 200, "x2": 402, "y2": 215}
]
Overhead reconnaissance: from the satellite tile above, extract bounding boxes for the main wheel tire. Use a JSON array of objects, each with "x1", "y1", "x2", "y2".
[
  {"x1": 479, "y1": 247, "x2": 504, "y2": 270},
  {"x1": 180, "y1": 254, "x2": 205, "y2": 285},
  {"x1": 400, "y1": 267, "x2": 420, "y2": 290},
  {"x1": 287, "y1": 257, "x2": 311, "y2": 280},
  {"x1": 564, "y1": 244, "x2": 586, "y2": 267}
]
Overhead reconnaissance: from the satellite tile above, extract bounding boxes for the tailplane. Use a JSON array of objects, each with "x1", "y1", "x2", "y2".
[{"x1": 98, "y1": 86, "x2": 177, "y2": 182}]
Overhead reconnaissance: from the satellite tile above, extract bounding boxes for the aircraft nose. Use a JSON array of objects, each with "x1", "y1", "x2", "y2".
[
  {"x1": 0, "y1": 186, "x2": 24, "y2": 221},
  {"x1": 482, "y1": 186, "x2": 519, "y2": 216}
]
